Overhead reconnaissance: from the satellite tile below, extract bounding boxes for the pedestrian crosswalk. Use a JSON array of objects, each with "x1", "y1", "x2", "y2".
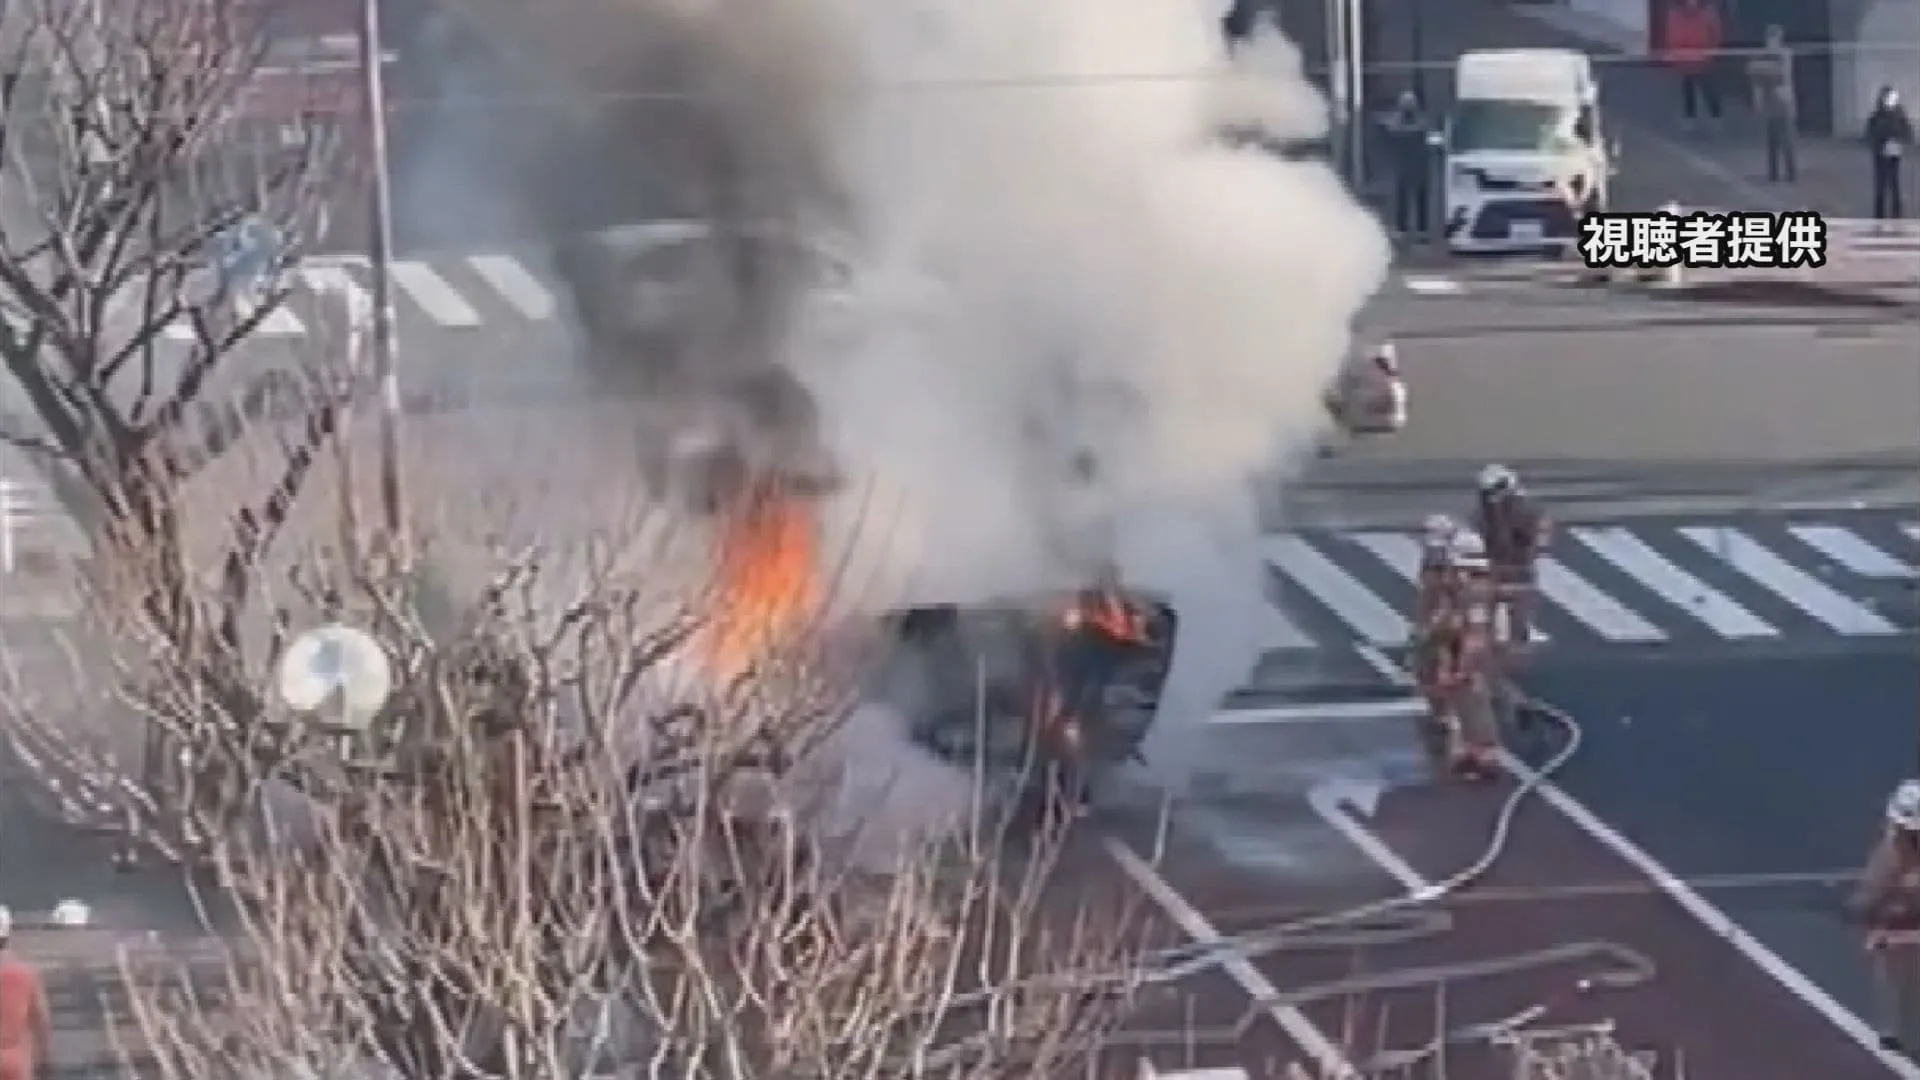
[
  {"x1": 1260, "y1": 512, "x2": 1917, "y2": 653},
  {"x1": 157, "y1": 251, "x2": 565, "y2": 339}
]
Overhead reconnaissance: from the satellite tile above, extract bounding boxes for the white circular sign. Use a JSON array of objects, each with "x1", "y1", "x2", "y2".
[{"x1": 275, "y1": 624, "x2": 393, "y2": 730}]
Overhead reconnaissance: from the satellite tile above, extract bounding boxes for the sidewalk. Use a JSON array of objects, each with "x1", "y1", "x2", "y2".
[
  {"x1": 1353, "y1": 0, "x2": 1885, "y2": 219},
  {"x1": 1513, "y1": 1, "x2": 1881, "y2": 219}
]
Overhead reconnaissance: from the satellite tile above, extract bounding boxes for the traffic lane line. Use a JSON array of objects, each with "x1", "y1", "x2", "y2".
[
  {"x1": 1364, "y1": 781, "x2": 1909, "y2": 1078},
  {"x1": 1176, "y1": 780, "x2": 1903, "y2": 1078},
  {"x1": 1046, "y1": 828, "x2": 1328, "y2": 1077},
  {"x1": 1099, "y1": 836, "x2": 1357, "y2": 1077}
]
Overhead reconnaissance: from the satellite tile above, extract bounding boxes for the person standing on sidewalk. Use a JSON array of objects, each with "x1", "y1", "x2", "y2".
[
  {"x1": 1746, "y1": 24, "x2": 1797, "y2": 182},
  {"x1": 1381, "y1": 91, "x2": 1435, "y2": 240},
  {"x1": 1660, "y1": 0, "x2": 1724, "y2": 131},
  {"x1": 0, "y1": 908, "x2": 52, "y2": 1080},
  {"x1": 1864, "y1": 86, "x2": 1914, "y2": 219}
]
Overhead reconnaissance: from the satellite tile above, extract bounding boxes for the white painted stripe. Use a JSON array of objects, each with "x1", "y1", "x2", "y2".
[
  {"x1": 1137, "y1": 1065, "x2": 1248, "y2": 1080},
  {"x1": 1497, "y1": 746, "x2": 1920, "y2": 1077},
  {"x1": 1210, "y1": 698, "x2": 1428, "y2": 724},
  {"x1": 390, "y1": 262, "x2": 481, "y2": 327},
  {"x1": 1681, "y1": 526, "x2": 1898, "y2": 635},
  {"x1": 1791, "y1": 524, "x2": 1915, "y2": 579},
  {"x1": 1257, "y1": 603, "x2": 1316, "y2": 650},
  {"x1": 1101, "y1": 839, "x2": 1355, "y2": 1078},
  {"x1": 1263, "y1": 536, "x2": 1408, "y2": 645},
  {"x1": 1574, "y1": 527, "x2": 1777, "y2": 639},
  {"x1": 466, "y1": 255, "x2": 556, "y2": 319},
  {"x1": 1536, "y1": 556, "x2": 1666, "y2": 641},
  {"x1": 234, "y1": 296, "x2": 303, "y2": 336},
  {"x1": 295, "y1": 262, "x2": 374, "y2": 327},
  {"x1": 1358, "y1": 630, "x2": 1920, "y2": 1073},
  {"x1": 1349, "y1": 531, "x2": 1421, "y2": 580},
  {"x1": 1351, "y1": 531, "x2": 1551, "y2": 642}
]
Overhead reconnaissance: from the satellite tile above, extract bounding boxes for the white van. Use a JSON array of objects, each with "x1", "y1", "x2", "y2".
[{"x1": 1443, "y1": 48, "x2": 1612, "y2": 255}]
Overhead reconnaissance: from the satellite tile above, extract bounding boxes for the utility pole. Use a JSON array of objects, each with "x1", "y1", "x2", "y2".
[
  {"x1": 1325, "y1": 0, "x2": 1368, "y2": 187},
  {"x1": 359, "y1": 0, "x2": 404, "y2": 547}
]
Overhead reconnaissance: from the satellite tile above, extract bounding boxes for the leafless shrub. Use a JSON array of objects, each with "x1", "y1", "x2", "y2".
[{"x1": 9, "y1": 514, "x2": 1138, "y2": 1079}]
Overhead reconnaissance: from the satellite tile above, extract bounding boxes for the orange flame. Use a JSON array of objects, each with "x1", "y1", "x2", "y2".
[
  {"x1": 704, "y1": 486, "x2": 822, "y2": 681},
  {"x1": 1061, "y1": 589, "x2": 1149, "y2": 646}
]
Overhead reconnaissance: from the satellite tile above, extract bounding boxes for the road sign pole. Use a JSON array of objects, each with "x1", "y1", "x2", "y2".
[{"x1": 360, "y1": 0, "x2": 404, "y2": 548}]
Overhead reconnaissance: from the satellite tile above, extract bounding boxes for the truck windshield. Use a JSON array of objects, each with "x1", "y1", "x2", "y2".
[{"x1": 1449, "y1": 100, "x2": 1571, "y2": 153}]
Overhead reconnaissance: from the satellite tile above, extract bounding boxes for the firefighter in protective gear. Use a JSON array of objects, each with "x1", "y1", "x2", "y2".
[
  {"x1": 1416, "y1": 514, "x2": 1462, "y2": 625},
  {"x1": 1855, "y1": 780, "x2": 1920, "y2": 1053},
  {"x1": 1471, "y1": 464, "x2": 1550, "y2": 647},
  {"x1": 1412, "y1": 532, "x2": 1502, "y2": 779},
  {"x1": 1323, "y1": 343, "x2": 1408, "y2": 437}
]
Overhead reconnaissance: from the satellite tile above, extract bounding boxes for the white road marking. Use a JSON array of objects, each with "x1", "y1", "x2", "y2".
[
  {"x1": 1263, "y1": 536, "x2": 1408, "y2": 646},
  {"x1": 1349, "y1": 531, "x2": 1421, "y2": 580},
  {"x1": 1401, "y1": 275, "x2": 1467, "y2": 295},
  {"x1": 1209, "y1": 698, "x2": 1427, "y2": 724},
  {"x1": 467, "y1": 254, "x2": 556, "y2": 319},
  {"x1": 1137, "y1": 1065, "x2": 1249, "y2": 1080},
  {"x1": 1356, "y1": 641, "x2": 1920, "y2": 1075},
  {"x1": 1352, "y1": 531, "x2": 1551, "y2": 642},
  {"x1": 1101, "y1": 838, "x2": 1356, "y2": 1078},
  {"x1": 295, "y1": 262, "x2": 375, "y2": 327},
  {"x1": 1573, "y1": 526, "x2": 1777, "y2": 639},
  {"x1": 391, "y1": 262, "x2": 482, "y2": 327},
  {"x1": 1789, "y1": 524, "x2": 1915, "y2": 580},
  {"x1": 1681, "y1": 526, "x2": 1898, "y2": 635},
  {"x1": 1495, "y1": 749, "x2": 1920, "y2": 1079},
  {"x1": 1256, "y1": 596, "x2": 1318, "y2": 651},
  {"x1": 1306, "y1": 779, "x2": 1435, "y2": 898},
  {"x1": 234, "y1": 295, "x2": 303, "y2": 336},
  {"x1": 1536, "y1": 556, "x2": 1666, "y2": 641}
]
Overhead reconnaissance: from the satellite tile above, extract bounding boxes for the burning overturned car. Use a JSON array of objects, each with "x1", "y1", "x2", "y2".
[
  {"x1": 551, "y1": 218, "x2": 1180, "y2": 812},
  {"x1": 872, "y1": 585, "x2": 1179, "y2": 808}
]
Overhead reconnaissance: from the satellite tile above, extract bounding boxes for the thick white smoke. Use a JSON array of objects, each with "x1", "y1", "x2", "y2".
[
  {"x1": 474, "y1": 0, "x2": 1390, "y2": 853},
  {"x1": 770, "y1": 1, "x2": 1391, "y2": 759}
]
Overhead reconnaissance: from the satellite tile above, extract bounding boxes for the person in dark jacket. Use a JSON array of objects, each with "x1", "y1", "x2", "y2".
[
  {"x1": 1381, "y1": 91, "x2": 1435, "y2": 238},
  {"x1": 1865, "y1": 87, "x2": 1914, "y2": 219}
]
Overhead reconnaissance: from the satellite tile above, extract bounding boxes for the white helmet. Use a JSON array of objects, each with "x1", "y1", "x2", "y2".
[
  {"x1": 1449, "y1": 531, "x2": 1488, "y2": 569},
  {"x1": 1422, "y1": 514, "x2": 1456, "y2": 547},
  {"x1": 1477, "y1": 464, "x2": 1518, "y2": 495},
  {"x1": 1371, "y1": 341, "x2": 1399, "y2": 374},
  {"x1": 0, "y1": 905, "x2": 11, "y2": 939},
  {"x1": 1889, "y1": 780, "x2": 1920, "y2": 830}
]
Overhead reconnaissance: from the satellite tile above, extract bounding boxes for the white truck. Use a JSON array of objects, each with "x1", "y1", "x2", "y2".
[{"x1": 1442, "y1": 48, "x2": 1613, "y2": 255}]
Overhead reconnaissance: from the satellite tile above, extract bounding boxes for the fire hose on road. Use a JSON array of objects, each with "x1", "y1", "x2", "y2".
[{"x1": 1113, "y1": 686, "x2": 1660, "y2": 1074}]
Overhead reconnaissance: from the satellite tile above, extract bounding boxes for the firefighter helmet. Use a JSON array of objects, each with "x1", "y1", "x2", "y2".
[
  {"x1": 1477, "y1": 464, "x2": 1519, "y2": 495},
  {"x1": 1371, "y1": 341, "x2": 1399, "y2": 375},
  {"x1": 1889, "y1": 780, "x2": 1920, "y2": 831},
  {"x1": 1422, "y1": 514, "x2": 1457, "y2": 546},
  {"x1": 1450, "y1": 531, "x2": 1489, "y2": 570}
]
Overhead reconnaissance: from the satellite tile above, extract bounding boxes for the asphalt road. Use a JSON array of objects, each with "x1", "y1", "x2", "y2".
[
  {"x1": 8, "y1": 6, "x2": 1919, "y2": 1077},
  {"x1": 1527, "y1": 642, "x2": 1920, "y2": 1029}
]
